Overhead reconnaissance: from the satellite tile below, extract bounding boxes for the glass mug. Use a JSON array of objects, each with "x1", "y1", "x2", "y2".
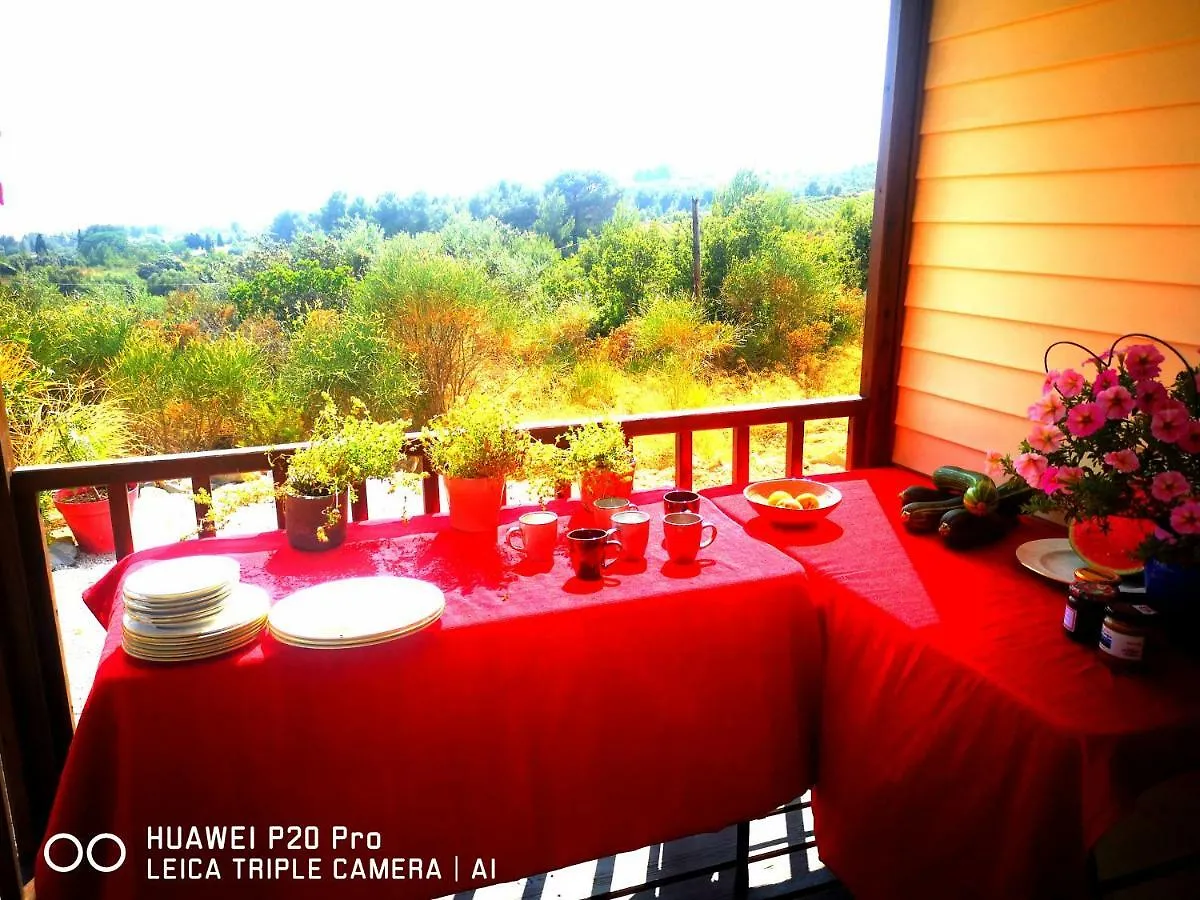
[
  {"x1": 504, "y1": 511, "x2": 559, "y2": 563},
  {"x1": 592, "y1": 496, "x2": 637, "y2": 530},
  {"x1": 566, "y1": 528, "x2": 622, "y2": 580},
  {"x1": 662, "y1": 512, "x2": 717, "y2": 564},
  {"x1": 663, "y1": 490, "x2": 701, "y2": 514},
  {"x1": 610, "y1": 509, "x2": 650, "y2": 561}
]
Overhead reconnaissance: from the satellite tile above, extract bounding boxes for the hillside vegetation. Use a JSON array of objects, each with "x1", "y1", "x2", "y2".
[{"x1": 1, "y1": 169, "x2": 871, "y2": 484}]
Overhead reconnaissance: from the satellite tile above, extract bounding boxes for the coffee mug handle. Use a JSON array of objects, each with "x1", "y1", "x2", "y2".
[
  {"x1": 505, "y1": 525, "x2": 525, "y2": 553},
  {"x1": 602, "y1": 537, "x2": 623, "y2": 569},
  {"x1": 699, "y1": 522, "x2": 718, "y2": 549}
]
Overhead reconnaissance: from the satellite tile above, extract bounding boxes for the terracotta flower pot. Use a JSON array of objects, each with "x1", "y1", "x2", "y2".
[
  {"x1": 285, "y1": 491, "x2": 348, "y2": 551},
  {"x1": 53, "y1": 485, "x2": 139, "y2": 556},
  {"x1": 445, "y1": 476, "x2": 505, "y2": 533},
  {"x1": 580, "y1": 466, "x2": 635, "y2": 512}
]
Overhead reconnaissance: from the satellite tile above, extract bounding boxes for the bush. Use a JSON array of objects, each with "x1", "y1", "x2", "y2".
[
  {"x1": 355, "y1": 239, "x2": 513, "y2": 422},
  {"x1": 227, "y1": 257, "x2": 354, "y2": 323},
  {"x1": 26, "y1": 295, "x2": 140, "y2": 381},
  {"x1": 108, "y1": 324, "x2": 270, "y2": 452},
  {"x1": 626, "y1": 294, "x2": 738, "y2": 375}
]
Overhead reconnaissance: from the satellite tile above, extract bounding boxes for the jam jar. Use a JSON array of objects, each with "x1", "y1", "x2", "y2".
[
  {"x1": 1098, "y1": 602, "x2": 1158, "y2": 669},
  {"x1": 1063, "y1": 568, "x2": 1118, "y2": 645}
]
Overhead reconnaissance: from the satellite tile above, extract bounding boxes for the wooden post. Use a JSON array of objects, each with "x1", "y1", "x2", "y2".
[
  {"x1": 691, "y1": 197, "x2": 702, "y2": 299},
  {"x1": 852, "y1": 0, "x2": 933, "y2": 468}
]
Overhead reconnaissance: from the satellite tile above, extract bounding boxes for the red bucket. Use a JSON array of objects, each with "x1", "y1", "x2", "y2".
[{"x1": 52, "y1": 486, "x2": 139, "y2": 556}]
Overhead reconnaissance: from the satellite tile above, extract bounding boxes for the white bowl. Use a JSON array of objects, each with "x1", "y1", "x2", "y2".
[{"x1": 743, "y1": 478, "x2": 842, "y2": 527}]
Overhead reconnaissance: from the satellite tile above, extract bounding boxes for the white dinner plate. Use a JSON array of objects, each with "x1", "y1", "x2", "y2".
[
  {"x1": 1015, "y1": 538, "x2": 1084, "y2": 584},
  {"x1": 122, "y1": 584, "x2": 269, "y2": 639},
  {"x1": 268, "y1": 577, "x2": 444, "y2": 645},
  {"x1": 123, "y1": 556, "x2": 241, "y2": 601}
]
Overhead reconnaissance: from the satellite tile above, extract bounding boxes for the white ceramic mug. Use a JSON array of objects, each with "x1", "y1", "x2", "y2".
[
  {"x1": 592, "y1": 496, "x2": 637, "y2": 531},
  {"x1": 505, "y1": 511, "x2": 559, "y2": 562},
  {"x1": 610, "y1": 509, "x2": 651, "y2": 561}
]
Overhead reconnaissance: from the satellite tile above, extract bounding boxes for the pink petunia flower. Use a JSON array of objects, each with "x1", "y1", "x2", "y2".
[
  {"x1": 1151, "y1": 471, "x2": 1190, "y2": 503},
  {"x1": 1103, "y1": 449, "x2": 1140, "y2": 473},
  {"x1": 1055, "y1": 466, "x2": 1085, "y2": 494},
  {"x1": 983, "y1": 450, "x2": 1006, "y2": 481},
  {"x1": 1122, "y1": 343, "x2": 1165, "y2": 381},
  {"x1": 1038, "y1": 465, "x2": 1061, "y2": 495},
  {"x1": 1054, "y1": 369, "x2": 1087, "y2": 399},
  {"x1": 1095, "y1": 385, "x2": 1135, "y2": 420},
  {"x1": 1028, "y1": 392, "x2": 1067, "y2": 425},
  {"x1": 1179, "y1": 420, "x2": 1200, "y2": 455},
  {"x1": 1135, "y1": 380, "x2": 1169, "y2": 414},
  {"x1": 1170, "y1": 499, "x2": 1200, "y2": 535},
  {"x1": 1014, "y1": 452, "x2": 1048, "y2": 489},
  {"x1": 1026, "y1": 423, "x2": 1065, "y2": 453},
  {"x1": 1042, "y1": 370, "x2": 1061, "y2": 395},
  {"x1": 1151, "y1": 406, "x2": 1188, "y2": 444},
  {"x1": 1065, "y1": 402, "x2": 1105, "y2": 438},
  {"x1": 1092, "y1": 369, "x2": 1120, "y2": 393}
]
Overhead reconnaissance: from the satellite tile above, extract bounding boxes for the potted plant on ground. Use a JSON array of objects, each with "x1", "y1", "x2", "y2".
[
  {"x1": 562, "y1": 419, "x2": 636, "y2": 511},
  {"x1": 993, "y1": 334, "x2": 1200, "y2": 605},
  {"x1": 279, "y1": 394, "x2": 411, "y2": 550},
  {"x1": 422, "y1": 396, "x2": 531, "y2": 532}
]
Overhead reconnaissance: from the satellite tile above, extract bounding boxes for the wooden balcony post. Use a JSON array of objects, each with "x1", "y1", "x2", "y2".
[
  {"x1": 853, "y1": 0, "x2": 932, "y2": 468},
  {"x1": 785, "y1": 420, "x2": 805, "y2": 478},
  {"x1": 674, "y1": 431, "x2": 694, "y2": 490},
  {"x1": 732, "y1": 426, "x2": 751, "y2": 486},
  {"x1": 106, "y1": 481, "x2": 135, "y2": 560}
]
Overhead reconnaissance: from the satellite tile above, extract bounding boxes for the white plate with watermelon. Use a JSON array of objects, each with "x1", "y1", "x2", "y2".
[{"x1": 1017, "y1": 516, "x2": 1153, "y2": 592}]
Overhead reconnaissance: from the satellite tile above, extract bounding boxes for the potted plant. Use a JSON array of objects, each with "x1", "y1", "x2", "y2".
[
  {"x1": 279, "y1": 394, "x2": 411, "y2": 550},
  {"x1": 562, "y1": 420, "x2": 636, "y2": 511},
  {"x1": 523, "y1": 440, "x2": 574, "y2": 507},
  {"x1": 422, "y1": 396, "x2": 531, "y2": 532},
  {"x1": 993, "y1": 334, "x2": 1200, "y2": 605}
]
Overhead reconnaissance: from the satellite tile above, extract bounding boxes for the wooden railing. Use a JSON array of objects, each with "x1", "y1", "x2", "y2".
[{"x1": 1, "y1": 393, "x2": 866, "y2": 872}]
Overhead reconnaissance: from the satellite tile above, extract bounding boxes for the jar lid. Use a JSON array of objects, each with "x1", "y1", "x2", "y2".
[
  {"x1": 1104, "y1": 602, "x2": 1158, "y2": 623},
  {"x1": 1074, "y1": 566, "x2": 1120, "y2": 585},
  {"x1": 1070, "y1": 581, "x2": 1119, "y2": 600}
]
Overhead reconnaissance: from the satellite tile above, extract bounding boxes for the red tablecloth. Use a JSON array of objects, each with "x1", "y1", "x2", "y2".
[
  {"x1": 707, "y1": 469, "x2": 1200, "y2": 900},
  {"x1": 37, "y1": 491, "x2": 820, "y2": 900}
]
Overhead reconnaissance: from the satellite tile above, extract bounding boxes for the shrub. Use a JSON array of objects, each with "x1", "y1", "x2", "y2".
[
  {"x1": 626, "y1": 294, "x2": 738, "y2": 375},
  {"x1": 108, "y1": 324, "x2": 270, "y2": 452},
  {"x1": 421, "y1": 395, "x2": 530, "y2": 480},
  {"x1": 227, "y1": 257, "x2": 354, "y2": 323},
  {"x1": 26, "y1": 295, "x2": 140, "y2": 382},
  {"x1": 284, "y1": 395, "x2": 412, "y2": 497},
  {"x1": 566, "y1": 357, "x2": 620, "y2": 408},
  {"x1": 356, "y1": 239, "x2": 513, "y2": 422}
]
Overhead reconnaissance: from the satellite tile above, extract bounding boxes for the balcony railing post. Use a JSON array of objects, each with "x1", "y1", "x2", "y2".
[
  {"x1": 785, "y1": 420, "x2": 805, "y2": 478},
  {"x1": 106, "y1": 482, "x2": 135, "y2": 561},
  {"x1": 674, "y1": 431, "x2": 694, "y2": 491},
  {"x1": 191, "y1": 475, "x2": 216, "y2": 538},
  {"x1": 271, "y1": 460, "x2": 289, "y2": 530},
  {"x1": 732, "y1": 426, "x2": 751, "y2": 486},
  {"x1": 350, "y1": 480, "x2": 369, "y2": 522}
]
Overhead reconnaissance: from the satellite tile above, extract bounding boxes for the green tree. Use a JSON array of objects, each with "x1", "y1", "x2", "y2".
[
  {"x1": 804, "y1": 180, "x2": 821, "y2": 197},
  {"x1": 317, "y1": 191, "x2": 349, "y2": 232},
  {"x1": 33, "y1": 234, "x2": 48, "y2": 256},
  {"x1": 269, "y1": 210, "x2": 307, "y2": 242},
  {"x1": 534, "y1": 191, "x2": 573, "y2": 250},
  {"x1": 77, "y1": 225, "x2": 130, "y2": 266},
  {"x1": 227, "y1": 257, "x2": 355, "y2": 322},
  {"x1": 468, "y1": 181, "x2": 540, "y2": 231},
  {"x1": 544, "y1": 170, "x2": 621, "y2": 246}
]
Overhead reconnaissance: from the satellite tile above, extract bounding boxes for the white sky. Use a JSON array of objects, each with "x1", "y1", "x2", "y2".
[{"x1": 0, "y1": 0, "x2": 890, "y2": 237}]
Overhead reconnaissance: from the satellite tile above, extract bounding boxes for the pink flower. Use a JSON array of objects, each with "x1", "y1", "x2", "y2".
[
  {"x1": 1087, "y1": 350, "x2": 1115, "y2": 368},
  {"x1": 1122, "y1": 343, "x2": 1165, "y2": 381},
  {"x1": 1135, "y1": 380, "x2": 1169, "y2": 414},
  {"x1": 1042, "y1": 370, "x2": 1061, "y2": 394},
  {"x1": 1054, "y1": 369, "x2": 1087, "y2": 399},
  {"x1": 1179, "y1": 420, "x2": 1200, "y2": 454},
  {"x1": 1014, "y1": 452, "x2": 1048, "y2": 489},
  {"x1": 1095, "y1": 385, "x2": 1135, "y2": 420},
  {"x1": 1028, "y1": 392, "x2": 1066, "y2": 425},
  {"x1": 1103, "y1": 449, "x2": 1140, "y2": 473},
  {"x1": 1151, "y1": 406, "x2": 1188, "y2": 443},
  {"x1": 1151, "y1": 471, "x2": 1190, "y2": 503},
  {"x1": 1038, "y1": 465, "x2": 1061, "y2": 495},
  {"x1": 1092, "y1": 369, "x2": 1120, "y2": 393},
  {"x1": 983, "y1": 450, "x2": 1006, "y2": 481},
  {"x1": 1066, "y1": 402, "x2": 1105, "y2": 438},
  {"x1": 1027, "y1": 422, "x2": 1065, "y2": 453},
  {"x1": 1170, "y1": 499, "x2": 1200, "y2": 535},
  {"x1": 1055, "y1": 466, "x2": 1085, "y2": 494}
]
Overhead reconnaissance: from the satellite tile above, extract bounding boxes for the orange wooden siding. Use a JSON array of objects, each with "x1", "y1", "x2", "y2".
[{"x1": 893, "y1": 0, "x2": 1200, "y2": 474}]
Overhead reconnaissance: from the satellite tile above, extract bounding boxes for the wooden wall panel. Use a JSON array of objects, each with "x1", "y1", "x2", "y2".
[
  {"x1": 898, "y1": 348, "x2": 1044, "y2": 418},
  {"x1": 894, "y1": 424, "x2": 990, "y2": 474},
  {"x1": 929, "y1": 0, "x2": 1097, "y2": 42},
  {"x1": 923, "y1": 41, "x2": 1200, "y2": 133},
  {"x1": 895, "y1": 388, "x2": 1029, "y2": 453},
  {"x1": 927, "y1": 0, "x2": 1200, "y2": 87},
  {"x1": 904, "y1": 267, "x2": 1200, "y2": 347},
  {"x1": 912, "y1": 168, "x2": 1200, "y2": 226},
  {"x1": 917, "y1": 106, "x2": 1200, "y2": 177},
  {"x1": 909, "y1": 223, "x2": 1200, "y2": 286}
]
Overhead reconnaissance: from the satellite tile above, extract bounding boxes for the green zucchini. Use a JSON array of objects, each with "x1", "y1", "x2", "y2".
[
  {"x1": 937, "y1": 507, "x2": 1011, "y2": 549},
  {"x1": 963, "y1": 477, "x2": 1000, "y2": 516},
  {"x1": 899, "y1": 485, "x2": 960, "y2": 505},
  {"x1": 997, "y1": 480, "x2": 1034, "y2": 517},
  {"x1": 932, "y1": 465, "x2": 988, "y2": 495},
  {"x1": 902, "y1": 496, "x2": 965, "y2": 533}
]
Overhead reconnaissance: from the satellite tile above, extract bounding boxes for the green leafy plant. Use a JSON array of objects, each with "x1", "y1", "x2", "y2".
[
  {"x1": 284, "y1": 395, "x2": 412, "y2": 498},
  {"x1": 522, "y1": 440, "x2": 574, "y2": 506},
  {"x1": 562, "y1": 419, "x2": 634, "y2": 474},
  {"x1": 421, "y1": 395, "x2": 530, "y2": 480}
]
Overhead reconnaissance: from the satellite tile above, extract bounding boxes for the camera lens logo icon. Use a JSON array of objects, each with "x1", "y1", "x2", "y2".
[{"x1": 44, "y1": 833, "x2": 126, "y2": 873}]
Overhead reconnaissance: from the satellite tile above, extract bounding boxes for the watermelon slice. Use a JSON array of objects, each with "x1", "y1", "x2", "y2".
[{"x1": 1067, "y1": 516, "x2": 1157, "y2": 576}]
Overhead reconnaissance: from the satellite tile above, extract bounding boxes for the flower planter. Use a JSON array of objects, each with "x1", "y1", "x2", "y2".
[
  {"x1": 580, "y1": 466, "x2": 635, "y2": 512},
  {"x1": 285, "y1": 491, "x2": 348, "y2": 551},
  {"x1": 445, "y1": 476, "x2": 506, "y2": 533},
  {"x1": 53, "y1": 485, "x2": 139, "y2": 556}
]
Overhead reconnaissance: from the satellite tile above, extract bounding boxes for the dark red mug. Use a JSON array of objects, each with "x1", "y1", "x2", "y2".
[{"x1": 567, "y1": 528, "x2": 622, "y2": 580}]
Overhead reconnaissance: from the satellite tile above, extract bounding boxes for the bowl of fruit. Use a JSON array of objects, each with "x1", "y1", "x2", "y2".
[{"x1": 743, "y1": 478, "x2": 842, "y2": 526}]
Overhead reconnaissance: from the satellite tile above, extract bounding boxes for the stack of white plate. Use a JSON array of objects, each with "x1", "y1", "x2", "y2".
[
  {"x1": 268, "y1": 576, "x2": 445, "y2": 649},
  {"x1": 121, "y1": 557, "x2": 268, "y2": 662}
]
